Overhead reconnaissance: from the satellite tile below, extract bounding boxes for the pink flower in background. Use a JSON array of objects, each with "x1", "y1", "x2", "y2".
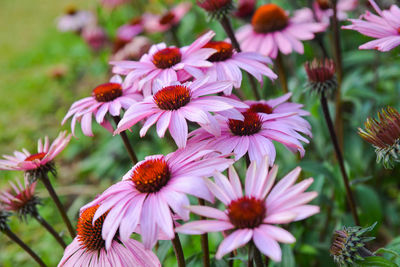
[
  {"x1": 62, "y1": 75, "x2": 142, "y2": 136},
  {"x1": 111, "y1": 31, "x2": 216, "y2": 96},
  {"x1": 81, "y1": 146, "x2": 233, "y2": 249},
  {"x1": 142, "y1": 3, "x2": 192, "y2": 33},
  {"x1": 112, "y1": 36, "x2": 152, "y2": 61},
  {"x1": 189, "y1": 107, "x2": 309, "y2": 166},
  {"x1": 56, "y1": 7, "x2": 96, "y2": 33},
  {"x1": 115, "y1": 78, "x2": 247, "y2": 148},
  {"x1": 176, "y1": 156, "x2": 319, "y2": 261},
  {"x1": 58, "y1": 205, "x2": 161, "y2": 267},
  {"x1": 313, "y1": 0, "x2": 358, "y2": 23},
  {"x1": 234, "y1": 0, "x2": 256, "y2": 19},
  {"x1": 342, "y1": 0, "x2": 400, "y2": 52},
  {"x1": 81, "y1": 24, "x2": 108, "y2": 52},
  {"x1": 0, "y1": 131, "x2": 71, "y2": 174},
  {"x1": 202, "y1": 41, "x2": 277, "y2": 94},
  {"x1": 236, "y1": 4, "x2": 327, "y2": 58},
  {"x1": 116, "y1": 17, "x2": 143, "y2": 42},
  {"x1": 246, "y1": 93, "x2": 312, "y2": 138}
]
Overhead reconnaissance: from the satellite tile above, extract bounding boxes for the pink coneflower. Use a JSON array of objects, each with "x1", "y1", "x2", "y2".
[
  {"x1": 201, "y1": 41, "x2": 277, "y2": 94},
  {"x1": 313, "y1": 0, "x2": 358, "y2": 23},
  {"x1": 342, "y1": 0, "x2": 400, "y2": 52},
  {"x1": 189, "y1": 107, "x2": 310, "y2": 165},
  {"x1": 58, "y1": 205, "x2": 161, "y2": 267},
  {"x1": 62, "y1": 75, "x2": 143, "y2": 136},
  {"x1": 56, "y1": 7, "x2": 96, "y2": 33},
  {"x1": 81, "y1": 146, "x2": 233, "y2": 249},
  {"x1": 176, "y1": 156, "x2": 319, "y2": 261},
  {"x1": 115, "y1": 78, "x2": 247, "y2": 148},
  {"x1": 112, "y1": 36, "x2": 152, "y2": 61},
  {"x1": 0, "y1": 131, "x2": 71, "y2": 180},
  {"x1": 81, "y1": 24, "x2": 108, "y2": 52},
  {"x1": 116, "y1": 17, "x2": 143, "y2": 42},
  {"x1": 142, "y1": 3, "x2": 191, "y2": 33},
  {"x1": 111, "y1": 31, "x2": 217, "y2": 96},
  {"x1": 236, "y1": 4, "x2": 327, "y2": 58},
  {"x1": 0, "y1": 179, "x2": 39, "y2": 220}
]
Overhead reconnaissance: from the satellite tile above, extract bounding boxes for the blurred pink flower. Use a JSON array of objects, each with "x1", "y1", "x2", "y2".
[
  {"x1": 0, "y1": 131, "x2": 71, "y2": 175},
  {"x1": 313, "y1": 0, "x2": 358, "y2": 23},
  {"x1": 112, "y1": 36, "x2": 152, "y2": 61},
  {"x1": 236, "y1": 4, "x2": 327, "y2": 58},
  {"x1": 342, "y1": 0, "x2": 400, "y2": 52},
  {"x1": 111, "y1": 31, "x2": 216, "y2": 96},
  {"x1": 116, "y1": 17, "x2": 143, "y2": 42},
  {"x1": 189, "y1": 106, "x2": 310, "y2": 165},
  {"x1": 142, "y1": 3, "x2": 191, "y2": 33},
  {"x1": 81, "y1": 146, "x2": 233, "y2": 249},
  {"x1": 115, "y1": 78, "x2": 247, "y2": 148},
  {"x1": 56, "y1": 8, "x2": 96, "y2": 33},
  {"x1": 58, "y1": 205, "x2": 161, "y2": 267},
  {"x1": 202, "y1": 41, "x2": 277, "y2": 94},
  {"x1": 81, "y1": 24, "x2": 108, "y2": 51},
  {"x1": 62, "y1": 75, "x2": 142, "y2": 136},
  {"x1": 234, "y1": 0, "x2": 256, "y2": 19},
  {"x1": 176, "y1": 156, "x2": 319, "y2": 261}
]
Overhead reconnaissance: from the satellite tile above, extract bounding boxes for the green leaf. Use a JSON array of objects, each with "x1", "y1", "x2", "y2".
[{"x1": 356, "y1": 256, "x2": 398, "y2": 267}]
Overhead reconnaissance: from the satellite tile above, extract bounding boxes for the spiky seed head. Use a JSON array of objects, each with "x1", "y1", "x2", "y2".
[
  {"x1": 304, "y1": 58, "x2": 337, "y2": 98},
  {"x1": 197, "y1": 0, "x2": 234, "y2": 20}
]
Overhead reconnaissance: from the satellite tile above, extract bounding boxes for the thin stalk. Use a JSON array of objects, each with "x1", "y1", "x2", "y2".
[
  {"x1": 171, "y1": 233, "x2": 186, "y2": 267},
  {"x1": 229, "y1": 252, "x2": 235, "y2": 267},
  {"x1": 112, "y1": 116, "x2": 138, "y2": 165},
  {"x1": 170, "y1": 26, "x2": 181, "y2": 47},
  {"x1": 307, "y1": 0, "x2": 329, "y2": 58},
  {"x1": 219, "y1": 15, "x2": 261, "y2": 100},
  {"x1": 198, "y1": 199, "x2": 210, "y2": 267},
  {"x1": 320, "y1": 94, "x2": 360, "y2": 225},
  {"x1": 275, "y1": 53, "x2": 289, "y2": 93},
  {"x1": 331, "y1": 0, "x2": 344, "y2": 151},
  {"x1": 3, "y1": 227, "x2": 47, "y2": 267},
  {"x1": 253, "y1": 245, "x2": 264, "y2": 267},
  {"x1": 33, "y1": 214, "x2": 67, "y2": 248},
  {"x1": 247, "y1": 242, "x2": 254, "y2": 267},
  {"x1": 39, "y1": 171, "x2": 75, "y2": 238}
]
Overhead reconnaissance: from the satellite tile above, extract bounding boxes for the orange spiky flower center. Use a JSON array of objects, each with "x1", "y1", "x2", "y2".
[
  {"x1": 249, "y1": 103, "x2": 273, "y2": 114},
  {"x1": 154, "y1": 85, "x2": 191, "y2": 110},
  {"x1": 77, "y1": 205, "x2": 109, "y2": 251},
  {"x1": 152, "y1": 47, "x2": 182, "y2": 69},
  {"x1": 228, "y1": 196, "x2": 266, "y2": 229},
  {"x1": 131, "y1": 158, "x2": 171, "y2": 193},
  {"x1": 92, "y1": 83, "x2": 123, "y2": 102},
  {"x1": 317, "y1": 0, "x2": 331, "y2": 10},
  {"x1": 159, "y1": 12, "x2": 175, "y2": 25},
  {"x1": 228, "y1": 111, "x2": 262, "y2": 136},
  {"x1": 252, "y1": 4, "x2": 289, "y2": 33},
  {"x1": 203, "y1": 41, "x2": 233, "y2": 62},
  {"x1": 24, "y1": 152, "x2": 47, "y2": 162}
]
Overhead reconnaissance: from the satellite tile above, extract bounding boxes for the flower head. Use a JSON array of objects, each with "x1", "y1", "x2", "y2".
[
  {"x1": 115, "y1": 77, "x2": 247, "y2": 148},
  {"x1": 197, "y1": 0, "x2": 233, "y2": 19},
  {"x1": 176, "y1": 156, "x2": 319, "y2": 261},
  {"x1": 56, "y1": 7, "x2": 96, "y2": 33},
  {"x1": 142, "y1": 3, "x2": 191, "y2": 33},
  {"x1": 81, "y1": 146, "x2": 233, "y2": 249},
  {"x1": 111, "y1": 31, "x2": 217, "y2": 96},
  {"x1": 233, "y1": 0, "x2": 256, "y2": 19},
  {"x1": 81, "y1": 24, "x2": 108, "y2": 52},
  {"x1": 236, "y1": 4, "x2": 327, "y2": 58},
  {"x1": 313, "y1": 0, "x2": 358, "y2": 23},
  {"x1": 305, "y1": 58, "x2": 337, "y2": 97},
  {"x1": 62, "y1": 75, "x2": 142, "y2": 136},
  {"x1": 116, "y1": 16, "x2": 143, "y2": 43},
  {"x1": 0, "y1": 179, "x2": 40, "y2": 220},
  {"x1": 202, "y1": 41, "x2": 277, "y2": 92},
  {"x1": 342, "y1": 0, "x2": 400, "y2": 52},
  {"x1": 330, "y1": 223, "x2": 376, "y2": 266},
  {"x1": 58, "y1": 205, "x2": 161, "y2": 267},
  {"x1": 0, "y1": 131, "x2": 71, "y2": 181},
  {"x1": 358, "y1": 107, "x2": 400, "y2": 168},
  {"x1": 189, "y1": 96, "x2": 311, "y2": 165}
]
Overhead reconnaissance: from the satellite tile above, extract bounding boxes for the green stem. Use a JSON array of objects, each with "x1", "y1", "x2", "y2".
[
  {"x1": 171, "y1": 233, "x2": 186, "y2": 267},
  {"x1": 33, "y1": 213, "x2": 67, "y2": 248},
  {"x1": 198, "y1": 199, "x2": 210, "y2": 267},
  {"x1": 112, "y1": 116, "x2": 138, "y2": 165},
  {"x1": 275, "y1": 53, "x2": 288, "y2": 93}
]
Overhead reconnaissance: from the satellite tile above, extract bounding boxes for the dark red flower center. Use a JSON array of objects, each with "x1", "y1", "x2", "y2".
[
  {"x1": 154, "y1": 85, "x2": 191, "y2": 110},
  {"x1": 249, "y1": 103, "x2": 273, "y2": 114},
  {"x1": 228, "y1": 196, "x2": 266, "y2": 229},
  {"x1": 197, "y1": 0, "x2": 232, "y2": 12},
  {"x1": 131, "y1": 158, "x2": 171, "y2": 193},
  {"x1": 152, "y1": 47, "x2": 182, "y2": 69},
  {"x1": 92, "y1": 83, "x2": 123, "y2": 102},
  {"x1": 252, "y1": 4, "x2": 289, "y2": 33},
  {"x1": 24, "y1": 152, "x2": 46, "y2": 162},
  {"x1": 159, "y1": 12, "x2": 175, "y2": 25},
  {"x1": 130, "y1": 17, "x2": 142, "y2": 25},
  {"x1": 229, "y1": 111, "x2": 262, "y2": 136},
  {"x1": 203, "y1": 41, "x2": 233, "y2": 62},
  {"x1": 317, "y1": 0, "x2": 331, "y2": 10},
  {"x1": 304, "y1": 59, "x2": 336, "y2": 83},
  {"x1": 77, "y1": 205, "x2": 109, "y2": 251}
]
